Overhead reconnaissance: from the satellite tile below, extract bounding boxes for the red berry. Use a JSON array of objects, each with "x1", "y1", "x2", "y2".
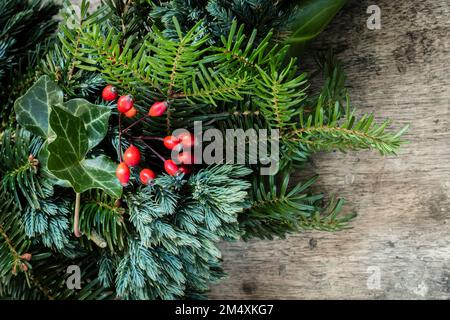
[
  {"x1": 123, "y1": 145, "x2": 141, "y2": 167},
  {"x1": 139, "y1": 168, "x2": 156, "y2": 185},
  {"x1": 179, "y1": 165, "x2": 192, "y2": 175},
  {"x1": 125, "y1": 107, "x2": 137, "y2": 118},
  {"x1": 116, "y1": 162, "x2": 130, "y2": 186},
  {"x1": 117, "y1": 95, "x2": 134, "y2": 113},
  {"x1": 102, "y1": 85, "x2": 118, "y2": 101},
  {"x1": 148, "y1": 101, "x2": 168, "y2": 117},
  {"x1": 20, "y1": 253, "x2": 32, "y2": 261},
  {"x1": 164, "y1": 159, "x2": 179, "y2": 176},
  {"x1": 20, "y1": 263, "x2": 28, "y2": 272},
  {"x1": 163, "y1": 135, "x2": 181, "y2": 150},
  {"x1": 177, "y1": 132, "x2": 196, "y2": 148},
  {"x1": 177, "y1": 151, "x2": 195, "y2": 165}
]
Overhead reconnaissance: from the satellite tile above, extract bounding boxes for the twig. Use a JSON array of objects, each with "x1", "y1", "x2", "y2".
[
  {"x1": 122, "y1": 114, "x2": 149, "y2": 133},
  {"x1": 74, "y1": 192, "x2": 81, "y2": 238},
  {"x1": 127, "y1": 135, "x2": 163, "y2": 141},
  {"x1": 118, "y1": 113, "x2": 123, "y2": 161},
  {"x1": 140, "y1": 139, "x2": 165, "y2": 162}
]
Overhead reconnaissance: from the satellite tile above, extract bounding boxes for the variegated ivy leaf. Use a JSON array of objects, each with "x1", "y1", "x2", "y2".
[
  {"x1": 64, "y1": 99, "x2": 111, "y2": 149},
  {"x1": 14, "y1": 76, "x2": 111, "y2": 150},
  {"x1": 47, "y1": 106, "x2": 122, "y2": 198},
  {"x1": 14, "y1": 75, "x2": 63, "y2": 138}
]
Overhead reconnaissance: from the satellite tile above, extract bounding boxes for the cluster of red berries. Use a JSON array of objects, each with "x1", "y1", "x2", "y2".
[
  {"x1": 115, "y1": 145, "x2": 156, "y2": 186},
  {"x1": 163, "y1": 132, "x2": 197, "y2": 175},
  {"x1": 102, "y1": 85, "x2": 196, "y2": 187},
  {"x1": 102, "y1": 85, "x2": 168, "y2": 118}
]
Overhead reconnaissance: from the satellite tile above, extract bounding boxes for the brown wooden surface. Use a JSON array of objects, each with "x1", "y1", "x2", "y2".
[
  {"x1": 209, "y1": 0, "x2": 450, "y2": 299},
  {"x1": 72, "y1": 0, "x2": 450, "y2": 299}
]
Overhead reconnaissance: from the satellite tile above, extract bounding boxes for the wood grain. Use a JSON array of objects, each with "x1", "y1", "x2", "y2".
[
  {"x1": 71, "y1": 0, "x2": 450, "y2": 299},
  {"x1": 209, "y1": 0, "x2": 450, "y2": 299}
]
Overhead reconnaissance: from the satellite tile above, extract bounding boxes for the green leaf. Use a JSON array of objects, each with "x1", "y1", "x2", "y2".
[
  {"x1": 13, "y1": 75, "x2": 63, "y2": 138},
  {"x1": 13, "y1": 76, "x2": 110, "y2": 150},
  {"x1": 47, "y1": 106, "x2": 122, "y2": 198},
  {"x1": 288, "y1": 0, "x2": 347, "y2": 44},
  {"x1": 64, "y1": 99, "x2": 111, "y2": 149}
]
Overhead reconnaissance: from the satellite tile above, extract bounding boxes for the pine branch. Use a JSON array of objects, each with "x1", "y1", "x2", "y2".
[
  {"x1": 77, "y1": 16, "x2": 250, "y2": 106},
  {"x1": 116, "y1": 165, "x2": 251, "y2": 299},
  {"x1": 0, "y1": 0, "x2": 59, "y2": 129},
  {"x1": 22, "y1": 197, "x2": 73, "y2": 252},
  {"x1": 239, "y1": 167, "x2": 355, "y2": 240},
  {"x1": 79, "y1": 190, "x2": 128, "y2": 252},
  {"x1": 210, "y1": 20, "x2": 286, "y2": 73},
  {"x1": 0, "y1": 129, "x2": 47, "y2": 210},
  {"x1": 41, "y1": 0, "x2": 111, "y2": 97},
  {"x1": 286, "y1": 97, "x2": 409, "y2": 155},
  {"x1": 0, "y1": 250, "x2": 113, "y2": 300},
  {"x1": 254, "y1": 58, "x2": 307, "y2": 129},
  {"x1": 151, "y1": 0, "x2": 299, "y2": 45},
  {"x1": 0, "y1": 198, "x2": 30, "y2": 278}
]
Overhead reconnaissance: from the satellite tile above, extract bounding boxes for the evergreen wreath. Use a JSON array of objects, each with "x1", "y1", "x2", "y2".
[{"x1": 0, "y1": 0, "x2": 407, "y2": 299}]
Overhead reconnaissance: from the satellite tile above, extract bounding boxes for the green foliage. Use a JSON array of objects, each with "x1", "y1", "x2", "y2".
[
  {"x1": 290, "y1": 97, "x2": 409, "y2": 155},
  {"x1": 151, "y1": 0, "x2": 349, "y2": 54},
  {"x1": 47, "y1": 106, "x2": 121, "y2": 198},
  {"x1": 0, "y1": 129, "x2": 47, "y2": 210},
  {"x1": 13, "y1": 75, "x2": 64, "y2": 139},
  {"x1": 151, "y1": 0, "x2": 300, "y2": 45},
  {"x1": 78, "y1": 190, "x2": 128, "y2": 252},
  {"x1": 79, "y1": 18, "x2": 249, "y2": 103},
  {"x1": 0, "y1": 0, "x2": 60, "y2": 130},
  {"x1": 0, "y1": 250, "x2": 113, "y2": 300},
  {"x1": 0, "y1": 198, "x2": 30, "y2": 278},
  {"x1": 288, "y1": 0, "x2": 347, "y2": 45},
  {"x1": 14, "y1": 75, "x2": 121, "y2": 197},
  {"x1": 42, "y1": 0, "x2": 111, "y2": 97},
  {"x1": 22, "y1": 197, "x2": 72, "y2": 251},
  {"x1": 0, "y1": 128, "x2": 75, "y2": 255},
  {"x1": 254, "y1": 59, "x2": 307, "y2": 129},
  {"x1": 240, "y1": 167, "x2": 355, "y2": 240},
  {"x1": 0, "y1": 0, "x2": 408, "y2": 300},
  {"x1": 0, "y1": 0, "x2": 58, "y2": 80},
  {"x1": 117, "y1": 165, "x2": 251, "y2": 299},
  {"x1": 63, "y1": 99, "x2": 112, "y2": 149}
]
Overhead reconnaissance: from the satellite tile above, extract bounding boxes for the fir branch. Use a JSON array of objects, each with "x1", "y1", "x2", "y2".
[
  {"x1": 240, "y1": 168, "x2": 355, "y2": 240},
  {"x1": 286, "y1": 97, "x2": 409, "y2": 155},
  {"x1": 41, "y1": 0, "x2": 111, "y2": 97},
  {"x1": 0, "y1": 0, "x2": 59, "y2": 129},
  {"x1": 151, "y1": 0, "x2": 299, "y2": 44},
  {"x1": 0, "y1": 129, "x2": 46, "y2": 210},
  {"x1": 254, "y1": 58, "x2": 307, "y2": 129},
  {"x1": 79, "y1": 190, "x2": 128, "y2": 252},
  {"x1": 77, "y1": 17, "x2": 250, "y2": 106},
  {"x1": 0, "y1": 197, "x2": 30, "y2": 278},
  {"x1": 118, "y1": 165, "x2": 251, "y2": 299}
]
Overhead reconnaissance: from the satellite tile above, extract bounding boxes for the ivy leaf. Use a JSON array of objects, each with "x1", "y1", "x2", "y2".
[
  {"x1": 14, "y1": 76, "x2": 110, "y2": 150},
  {"x1": 13, "y1": 75, "x2": 63, "y2": 138},
  {"x1": 288, "y1": 0, "x2": 346, "y2": 44},
  {"x1": 64, "y1": 99, "x2": 111, "y2": 149},
  {"x1": 47, "y1": 106, "x2": 122, "y2": 198}
]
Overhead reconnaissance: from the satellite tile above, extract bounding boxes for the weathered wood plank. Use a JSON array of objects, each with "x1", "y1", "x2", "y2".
[
  {"x1": 209, "y1": 0, "x2": 450, "y2": 299},
  {"x1": 70, "y1": 0, "x2": 450, "y2": 299}
]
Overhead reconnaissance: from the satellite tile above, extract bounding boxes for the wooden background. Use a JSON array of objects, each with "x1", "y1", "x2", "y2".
[
  {"x1": 73, "y1": 0, "x2": 450, "y2": 299},
  {"x1": 210, "y1": 0, "x2": 450, "y2": 299}
]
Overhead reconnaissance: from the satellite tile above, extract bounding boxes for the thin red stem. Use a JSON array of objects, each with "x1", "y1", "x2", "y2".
[
  {"x1": 118, "y1": 113, "x2": 123, "y2": 162},
  {"x1": 140, "y1": 139, "x2": 165, "y2": 162},
  {"x1": 128, "y1": 135, "x2": 163, "y2": 141},
  {"x1": 122, "y1": 114, "x2": 149, "y2": 133}
]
